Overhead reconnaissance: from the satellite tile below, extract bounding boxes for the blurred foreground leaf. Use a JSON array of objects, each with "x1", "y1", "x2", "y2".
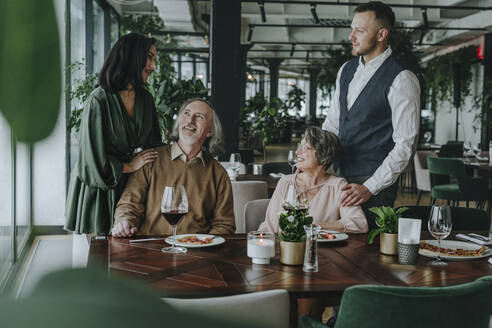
[{"x1": 0, "y1": 0, "x2": 61, "y2": 142}]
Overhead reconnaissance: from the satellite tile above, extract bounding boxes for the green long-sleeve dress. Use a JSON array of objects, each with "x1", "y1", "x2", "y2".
[{"x1": 65, "y1": 86, "x2": 163, "y2": 234}]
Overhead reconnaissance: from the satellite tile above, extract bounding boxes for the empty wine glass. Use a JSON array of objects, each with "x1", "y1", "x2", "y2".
[
  {"x1": 428, "y1": 205, "x2": 452, "y2": 266},
  {"x1": 161, "y1": 185, "x2": 189, "y2": 254},
  {"x1": 287, "y1": 150, "x2": 297, "y2": 174},
  {"x1": 229, "y1": 153, "x2": 242, "y2": 179}
]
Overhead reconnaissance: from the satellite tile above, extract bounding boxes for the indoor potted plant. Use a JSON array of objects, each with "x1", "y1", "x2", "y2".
[
  {"x1": 278, "y1": 201, "x2": 313, "y2": 265},
  {"x1": 367, "y1": 206, "x2": 408, "y2": 255}
]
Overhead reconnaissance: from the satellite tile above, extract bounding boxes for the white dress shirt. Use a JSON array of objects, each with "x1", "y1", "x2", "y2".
[{"x1": 322, "y1": 47, "x2": 420, "y2": 195}]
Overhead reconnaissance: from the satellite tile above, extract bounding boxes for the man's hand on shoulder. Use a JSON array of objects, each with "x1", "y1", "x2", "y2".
[
  {"x1": 112, "y1": 220, "x2": 137, "y2": 237},
  {"x1": 341, "y1": 183, "x2": 372, "y2": 206}
]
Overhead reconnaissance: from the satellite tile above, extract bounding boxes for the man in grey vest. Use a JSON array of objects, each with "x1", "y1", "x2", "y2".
[{"x1": 322, "y1": 1, "x2": 420, "y2": 230}]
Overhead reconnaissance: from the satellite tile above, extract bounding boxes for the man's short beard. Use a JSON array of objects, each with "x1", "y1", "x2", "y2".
[{"x1": 351, "y1": 37, "x2": 378, "y2": 57}]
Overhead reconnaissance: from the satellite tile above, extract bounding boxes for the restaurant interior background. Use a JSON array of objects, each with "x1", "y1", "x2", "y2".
[{"x1": 0, "y1": 0, "x2": 492, "y2": 300}]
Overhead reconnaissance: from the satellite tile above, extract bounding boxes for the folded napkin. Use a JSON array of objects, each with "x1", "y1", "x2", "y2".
[
  {"x1": 456, "y1": 233, "x2": 492, "y2": 246},
  {"x1": 398, "y1": 218, "x2": 421, "y2": 244}
]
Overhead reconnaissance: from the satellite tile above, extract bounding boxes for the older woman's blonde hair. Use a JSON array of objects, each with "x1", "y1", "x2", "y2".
[
  {"x1": 170, "y1": 98, "x2": 225, "y2": 157},
  {"x1": 304, "y1": 126, "x2": 343, "y2": 169}
]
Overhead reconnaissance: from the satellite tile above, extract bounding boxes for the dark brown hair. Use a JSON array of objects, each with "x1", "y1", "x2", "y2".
[
  {"x1": 354, "y1": 1, "x2": 396, "y2": 30},
  {"x1": 98, "y1": 33, "x2": 156, "y2": 93}
]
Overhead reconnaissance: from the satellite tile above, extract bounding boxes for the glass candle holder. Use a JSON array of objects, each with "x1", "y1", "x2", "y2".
[{"x1": 247, "y1": 231, "x2": 275, "y2": 264}]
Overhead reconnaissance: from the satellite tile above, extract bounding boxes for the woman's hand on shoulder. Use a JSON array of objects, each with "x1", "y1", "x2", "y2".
[{"x1": 122, "y1": 149, "x2": 159, "y2": 173}]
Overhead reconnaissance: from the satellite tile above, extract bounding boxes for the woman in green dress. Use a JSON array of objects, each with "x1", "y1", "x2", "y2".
[{"x1": 65, "y1": 33, "x2": 163, "y2": 234}]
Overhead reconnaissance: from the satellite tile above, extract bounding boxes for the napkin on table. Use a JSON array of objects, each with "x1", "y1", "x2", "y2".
[{"x1": 398, "y1": 218, "x2": 422, "y2": 244}]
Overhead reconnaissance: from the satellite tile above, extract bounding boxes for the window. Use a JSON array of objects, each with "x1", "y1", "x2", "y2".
[
  {"x1": 92, "y1": 0, "x2": 105, "y2": 73},
  {"x1": 181, "y1": 55, "x2": 193, "y2": 80},
  {"x1": 70, "y1": 0, "x2": 87, "y2": 173},
  {"x1": 0, "y1": 113, "x2": 12, "y2": 285},
  {"x1": 195, "y1": 62, "x2": 207, "y2": 84},
  {"x1": 110, "y1": 9, "x2": 119, "y2": 48},
  {"x1": 15, "y1": 142, "x2": 31, "y2": 254}
]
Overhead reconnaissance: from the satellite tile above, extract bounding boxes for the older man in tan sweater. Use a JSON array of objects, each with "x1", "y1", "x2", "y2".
[{"x1": 112, "y1": 99, "x2": 235, "y2": 237}]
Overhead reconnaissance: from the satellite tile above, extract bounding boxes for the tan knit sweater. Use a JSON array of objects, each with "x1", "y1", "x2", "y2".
[{"x1": 114, "y1": 144, "x2": 235, "y2": 235}]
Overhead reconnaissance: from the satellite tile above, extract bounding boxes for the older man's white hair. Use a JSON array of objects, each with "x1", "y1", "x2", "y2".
[{"x1": 170, "y1": 98, "x2": 225, "y2": 157}]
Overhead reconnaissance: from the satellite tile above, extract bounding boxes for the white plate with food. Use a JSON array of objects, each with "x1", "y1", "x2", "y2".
[
  {"x1": 419, "y1": 240, "x2": 491, "y2": 260},
  {"x1": 317, "y1": 230, "x2": 349, "y2": 242},
  {"x1": 165, "y1": 234, "x2": 225, "y2": 248}
]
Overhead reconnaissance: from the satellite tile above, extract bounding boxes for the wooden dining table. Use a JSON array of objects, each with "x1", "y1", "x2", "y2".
[{"x1": 88, "y1": 232, "x2": 492, "y2": 325}]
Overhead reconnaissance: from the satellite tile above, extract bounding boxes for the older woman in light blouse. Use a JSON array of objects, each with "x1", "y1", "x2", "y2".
[{"x1": 258, "y1": 127, "x2": 368, "y2": 233}]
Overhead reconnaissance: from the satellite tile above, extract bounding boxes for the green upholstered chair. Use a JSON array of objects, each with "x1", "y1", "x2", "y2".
[
  {"x1": 0, "y1": 267, "x2": 259, "y2": 328},
  {"x1": 427, "y1": 157, "x2": 490, "y2": 213},
  {"x1": 299, "y1": 276, "x2": 492, "y2": 328},
  {"x1": 397, "y1": 206, "x2": 490, "y2": 231},
  {"x1": 331, "y1": 276, "x2": 492, "y2": 328}
]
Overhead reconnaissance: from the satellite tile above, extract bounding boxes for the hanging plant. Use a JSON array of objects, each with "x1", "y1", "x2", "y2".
[
  {"x1": 422, "y1": 46, "x2": 476, "y2": 112},
  {"x1": 120, "y1": 14, "x2": 164, "y2": 35}
]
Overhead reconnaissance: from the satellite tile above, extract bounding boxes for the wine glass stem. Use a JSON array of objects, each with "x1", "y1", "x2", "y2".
[
  {"x1": 172, "y1": 225, "x2": 177, "y2": 249},
  {"x1": 437, "y1": 238, "x2": 441, "y2": 262}
]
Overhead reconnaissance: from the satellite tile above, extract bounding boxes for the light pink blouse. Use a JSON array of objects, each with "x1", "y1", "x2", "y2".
[{"x1": 257, "y1": 174, "x2": 368, "y2": 233}]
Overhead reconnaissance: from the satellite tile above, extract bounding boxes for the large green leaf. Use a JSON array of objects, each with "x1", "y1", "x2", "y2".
[{"x1": 0, "y1": 1, "x2": 61, "y2": 142}]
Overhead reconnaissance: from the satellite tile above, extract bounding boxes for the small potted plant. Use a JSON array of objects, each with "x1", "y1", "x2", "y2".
[
  {"x1": 278, "y1": 201, "x2": 313, "y2": 265},
  {"x1": 367, "y1": 206, "x2": 408, "y2": 256}
]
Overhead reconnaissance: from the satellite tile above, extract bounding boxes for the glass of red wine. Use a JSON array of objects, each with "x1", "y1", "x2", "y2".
[{"x1": 161, "y1": 185, "x2": 188, "y2": 254}]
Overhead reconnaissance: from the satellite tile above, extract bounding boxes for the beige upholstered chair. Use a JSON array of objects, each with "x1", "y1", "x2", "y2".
[
  {"x1": 244, "y1": 198, "x2": 270, "y2": 232},
  {"x1": 414, "y1": 150, "x2": 436, "y2": 205},
  {"x1": 231, "y1": 181, "x2": 268, "y2": 233},
  {"x1": 163, "y1": 289, "x2": 290, "y2": 328}
]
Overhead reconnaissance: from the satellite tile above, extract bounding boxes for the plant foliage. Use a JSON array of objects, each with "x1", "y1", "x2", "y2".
[
  {"x1": 316, "y1": 29, "x2": 422, "y2": 100},
  {"x1": 278, "y1": 201, "x2": 313, "y2": 242},
  {"x1": 422, "y1": 46, "x2": 476, "y2": 112},
  {"x1": 367, "y1": 206, "x2": 408, "y2": 244},
  {"x1": 67, "y1": 61, "x2": 97, "y2": 133},
  {"x1": 0, "y1": 0, "x2": 61, "y2": 142},
  {"x1": 154, "y1": 78, "x2": 210, "y2": 142},
  {"x1": 120, "y1": 14, "x2": 164, "y2": 35},
  {"x1": 250, "y1": 95, "x2": 289, "y2": 145},
  {"x1": 285, "y1": 84, "x2": 306, "y2": 117},
  {"x1": 472, "y1": 80, "x2": 492, "y2": 131}
]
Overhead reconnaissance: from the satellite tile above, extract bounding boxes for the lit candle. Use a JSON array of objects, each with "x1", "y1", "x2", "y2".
[{"x1": 247, "y1": 232, "x2": 275, "y2": 264}]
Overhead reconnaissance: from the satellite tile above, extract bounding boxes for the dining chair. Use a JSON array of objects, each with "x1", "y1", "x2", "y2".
[
  {"x1": 231, "y1": 181, "x2": 268, "y2": 233},
  {"x1": 427, "y1": 157, "x2": 490, "y2": 214},
  {"x1": 413, "y1": 150, "x2": 436, "y2": 205},
  {"x1": 0, "y1": 267, "x2": 256, "y2": 328},
  {"x1": 163, "y1": 289, "x2": 290, "y2": 328},
  {"x1": 299, "y1": 276, "x2": 492, "y2": 328},
  {"x1": 396, "y1": 206, "x2": 490, "y2": 231},
  {"x1": 244, "y1": 198, "x2": 270, "y2": 232}
]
